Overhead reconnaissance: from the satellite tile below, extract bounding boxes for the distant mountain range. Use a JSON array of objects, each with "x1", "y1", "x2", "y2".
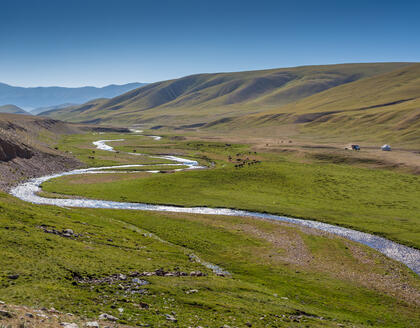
[
  {"x1": 0, "y1": 82, "x2": 146, "y2": 111},
  {"x1": 0, "y1": 104, "x2": 29, "y2": 115}
]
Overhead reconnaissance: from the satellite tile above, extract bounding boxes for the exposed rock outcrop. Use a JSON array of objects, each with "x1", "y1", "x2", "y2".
[
  {"x1": 0, "y1": 114, "x2": 85, "y2": 191},
  {"x1": 0, "y1": 113, "x2": 130, "y2": 191},
  {"x1": 0, "y1": 138, "x2": 33, "y2": 162}
]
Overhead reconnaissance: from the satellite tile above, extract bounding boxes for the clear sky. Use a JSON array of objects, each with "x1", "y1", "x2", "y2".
[{"x1": 1, "y1": 0, "x2": 419, "y2": 87}]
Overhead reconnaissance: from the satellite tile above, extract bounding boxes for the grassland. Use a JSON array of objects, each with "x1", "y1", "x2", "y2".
[
  {"x1": 1, "y1": 191, "x2": 420, "y2": 327},
  {"x1": 3, "y1": 130, "x2": 420, "y2": 326},
  {"x1": 43, "y1": 134, "x2": 420, "y2": 249},
  {"x1": 54, "y1": 133, "x2": 178, "y2": 167}
]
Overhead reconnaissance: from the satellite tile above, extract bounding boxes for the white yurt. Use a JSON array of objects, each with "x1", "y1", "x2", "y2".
[{"x1": 381, "y1": 144, "x2": 391, "y2": 151}]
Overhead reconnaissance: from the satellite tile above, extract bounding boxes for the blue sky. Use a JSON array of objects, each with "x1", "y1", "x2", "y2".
[{"x1": 1, "y1": 0, "x2": 419, "y2": 87}]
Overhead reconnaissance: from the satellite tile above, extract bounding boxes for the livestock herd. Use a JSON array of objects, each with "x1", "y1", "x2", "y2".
[{"x1": 229, "y1": 152, "x2": 262, "y2": 168}]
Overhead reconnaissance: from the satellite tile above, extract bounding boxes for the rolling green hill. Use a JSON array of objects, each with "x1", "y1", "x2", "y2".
[
  {"x1": 215, "y1": 63, "x2": 420, "y2": 146},
  {"x1": 0, "y1": 104, "x2": 29, "y2": 114},
  {"x1": 42, "y1": 63, "x2": 410, "y2": 125}
]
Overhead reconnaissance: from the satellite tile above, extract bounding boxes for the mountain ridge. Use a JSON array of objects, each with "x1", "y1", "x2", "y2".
[
  {"x1": 205, "y1": 63, "x2": 420, "y2": 145},
  {"x1": 0, "y1": 82, "x2": 147, "y2": 110},
  {"x1": 42, "y1": 62, "x2": 412, "y2": 125},
  {"x1": 0, "y1": 104, "x2": 29, "y2": 114}
]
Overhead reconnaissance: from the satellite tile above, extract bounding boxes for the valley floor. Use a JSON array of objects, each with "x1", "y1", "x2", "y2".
[{"x1": 1, "y1": 129, "x2": 419, "y2": 327}]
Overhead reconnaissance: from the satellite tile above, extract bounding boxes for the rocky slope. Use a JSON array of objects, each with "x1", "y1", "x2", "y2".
[
  {"x1": 0, "y1": 138, "x2": 33, "y2": 162},
  {"x1": 0, "y1": 113, "x2": 127, "y2": 190},
  {"x1": 0, "y1": 300, "x2": 135, "y2": 328}
]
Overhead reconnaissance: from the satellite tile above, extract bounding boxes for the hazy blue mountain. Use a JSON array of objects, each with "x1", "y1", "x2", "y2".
[
  {"x1": 0, "y1": 82, "x2": 146, "y2": 110},
  {"x1": 0, "y1": 104, "x2": 29, "y2": 114}
]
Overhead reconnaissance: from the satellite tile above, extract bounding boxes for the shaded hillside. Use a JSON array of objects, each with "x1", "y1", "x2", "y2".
[
  {"x1": 31, "y1": 102, "x2": 76, "y2": 115},
  {"x1": 215, "y1": 63, "x2": 420, "y2": 146},
  {"x1": 39, "y1": 98, "x2": 109, "y2": 122},
  {"x1": 42, "y1": 63, "x2": 410, "y2": 125},
  {"x1": 0, "y1": 82, "x2": 146, "y2": 109},
  {"x1": 0, "y1": 113, "x2": 127, "y2": 190},
  {"x1": 0, "y1": 104, "x2": 29, "y2": 114}
]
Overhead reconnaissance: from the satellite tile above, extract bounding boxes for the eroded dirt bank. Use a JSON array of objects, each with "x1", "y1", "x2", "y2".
[
  {"x1": 0, "y1": 150, "x2": 82, "y2": 191},
  {"x1": 0, "y1": 113, "x2": 128, "y2": 191}
]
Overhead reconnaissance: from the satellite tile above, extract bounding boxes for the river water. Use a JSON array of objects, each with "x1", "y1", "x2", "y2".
[{"x1": 10, "y1": 138, "x2": 420, "y2": 275}]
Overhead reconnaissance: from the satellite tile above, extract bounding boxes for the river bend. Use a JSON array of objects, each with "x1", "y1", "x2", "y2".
[{"x1": 10, "y1": 137, "x2": 420, "y2": 275}]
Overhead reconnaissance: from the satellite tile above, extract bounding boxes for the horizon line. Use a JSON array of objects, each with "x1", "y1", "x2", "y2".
[{"x1": 2, "y1": 61, "x2": 418, "y2": 88}]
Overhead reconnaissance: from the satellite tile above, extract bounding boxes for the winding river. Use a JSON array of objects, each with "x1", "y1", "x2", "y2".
[{"x1": 10, "y1": 136, "x2": 420, "y2": 275}]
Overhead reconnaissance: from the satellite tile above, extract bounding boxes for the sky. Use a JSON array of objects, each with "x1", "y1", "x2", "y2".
[{"x1": 0, "y1": 0, "x2": 419, "y2": 87}]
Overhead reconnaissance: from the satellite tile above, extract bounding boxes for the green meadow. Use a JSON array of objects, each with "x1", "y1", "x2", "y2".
[
  {"x1": 2, "y1": 131, "x2": 419, "y2": 327},
  {"x1": 45, "y1": 134, "x2": 420, "y2": 249},
  {"x1": 0, "y1": 192, "x2": 419, "y2": 327}
]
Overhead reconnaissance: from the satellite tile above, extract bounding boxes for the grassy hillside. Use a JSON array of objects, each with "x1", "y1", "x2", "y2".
[
  {"x1": 226, "y1": 64, "x2": 420, "y2": 146},
  {"x1": 31, "y1": 102, "x2": 77, "y2": 115},
  {"x1": 42, "y1": 63, "x2": 410, "y2": 125},
  {"x1": 209, "y1": 63, "x2": 420, "y2": 146},
  {"x1": 0, "y1": 104, "x2": 28, "y2": 114},
  {"x1": 40, "y1": 98, "x2": 109, "y2": 122}
]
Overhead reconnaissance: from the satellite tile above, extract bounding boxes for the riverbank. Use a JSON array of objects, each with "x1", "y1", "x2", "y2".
[
  {"x1": 2, "y1": 129, "x2": 420, "y2": 327},
  {"x1": 1, "y1": 191, "x2": 419, "y2": 327},
  {"x1": 11, "y1": 138, "x2": 420, "y2": 275},
  {"x1": 40, "y1": 132, "x2": 420, "y2": 250}
]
